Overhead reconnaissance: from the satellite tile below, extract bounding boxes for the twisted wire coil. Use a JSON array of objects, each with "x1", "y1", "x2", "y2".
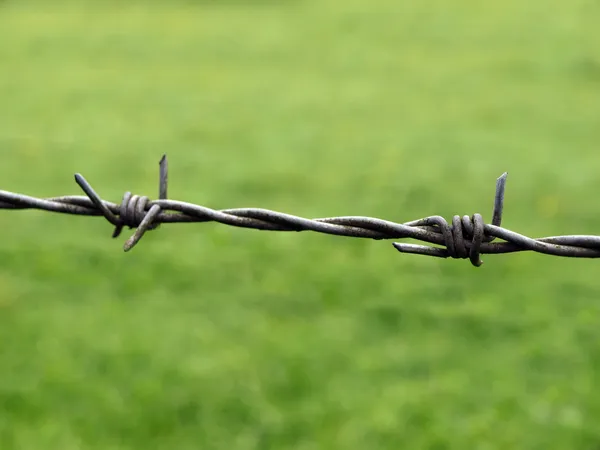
[{"x1": 2, "y1": 155, "x2": 600, "y2": 267}]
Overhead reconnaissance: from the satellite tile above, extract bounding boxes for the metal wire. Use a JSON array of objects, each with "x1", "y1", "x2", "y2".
[{"x1": 2, "y1": 155, "x2": 600, "y2": 267}]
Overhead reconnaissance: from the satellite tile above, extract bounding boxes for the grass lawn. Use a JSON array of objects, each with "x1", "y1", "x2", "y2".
[{"x1": 1, "y1": 1, "x2": 600, "y2": 448}]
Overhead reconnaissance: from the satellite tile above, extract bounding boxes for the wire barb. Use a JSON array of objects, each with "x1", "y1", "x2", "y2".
[
  {"x1": 2, "y1": 156, "x2": 600, "y2": 267},
  {"x1": 73, "y1": 155, "x2": 168, "y2": 251},
  {"x1": 392, "y1": 172, "x2": 507, "y2": 266}
]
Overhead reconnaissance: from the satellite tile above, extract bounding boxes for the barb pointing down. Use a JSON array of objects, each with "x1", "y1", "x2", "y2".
[{"x1": 2, "y1": 155, "x2": 600, "y2": 267}]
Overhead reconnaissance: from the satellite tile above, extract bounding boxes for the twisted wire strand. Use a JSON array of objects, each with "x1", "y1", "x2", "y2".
[{"x1": 2, "y1": 155, "x2": 600, "y2": 267}]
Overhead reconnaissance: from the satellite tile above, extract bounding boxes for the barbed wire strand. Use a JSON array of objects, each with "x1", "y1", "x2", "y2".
[{"x1": 2, "y1": 154, "x2": 600, "y2": 267}]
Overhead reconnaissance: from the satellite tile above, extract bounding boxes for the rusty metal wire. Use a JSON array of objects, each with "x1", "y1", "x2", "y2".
[{"x1": 2, "y1": 154, "x2": 600, "y2": 267}]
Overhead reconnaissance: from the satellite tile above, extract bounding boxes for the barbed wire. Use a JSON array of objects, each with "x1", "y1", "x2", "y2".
[{"x1": 2, "y1": 154, "x2": 600, "y2": 267}]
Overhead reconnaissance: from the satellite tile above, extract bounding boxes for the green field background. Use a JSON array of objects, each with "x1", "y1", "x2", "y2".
[{"x1": 1, "y1": 1, "x2": 600, "y2": 449}]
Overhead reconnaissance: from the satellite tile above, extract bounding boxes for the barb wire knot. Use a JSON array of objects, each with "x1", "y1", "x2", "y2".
[
  {"x1": 74, "y1": 155, "x2": 168, "y2": 251},
  {"x1": 392, "y1": 173, "x2": 507, "y2": 266}
]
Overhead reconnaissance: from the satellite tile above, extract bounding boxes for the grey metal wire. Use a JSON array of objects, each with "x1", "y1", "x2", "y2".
[{"x1": 2, "y1": 155, "x2": 600, "y2": 267}]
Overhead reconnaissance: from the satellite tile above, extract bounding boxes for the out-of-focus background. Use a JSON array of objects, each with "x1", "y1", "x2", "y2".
[{"x1": 1, "y1": 1, "x2": 600, "y2": 449}]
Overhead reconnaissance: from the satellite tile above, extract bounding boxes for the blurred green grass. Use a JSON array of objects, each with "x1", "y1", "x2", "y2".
[{"x1": 1, "y1": 1, "x2": 600, "y2": 449}]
